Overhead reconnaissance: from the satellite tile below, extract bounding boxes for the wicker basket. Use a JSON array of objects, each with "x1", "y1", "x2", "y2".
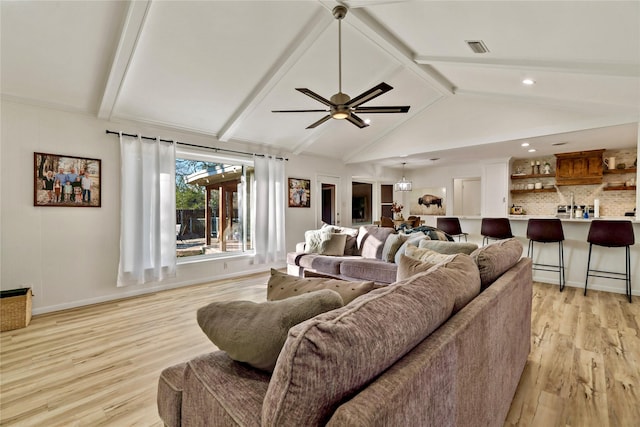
[{"x1": 1, "y1": 288, "x2": 33, "y2": 332}]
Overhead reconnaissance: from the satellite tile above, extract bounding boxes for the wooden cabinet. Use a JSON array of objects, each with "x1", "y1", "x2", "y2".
[{"x1": 555, "y1": 149, "x2": 604, "y2": 185}]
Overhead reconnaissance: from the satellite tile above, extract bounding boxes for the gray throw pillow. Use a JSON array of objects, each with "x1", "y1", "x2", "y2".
[
  {"x1": 197, "y1": 289, "x2": 344, "y2": 372},
  {"x1": 394, "y1": 233, "x2": 430, "y2": 264},
  {"x1": 268, "y1": 269, "x2": 374, "y2": 304},
  {"x1": 381, "y1": 234, "x2": 408, "y2": 262}
]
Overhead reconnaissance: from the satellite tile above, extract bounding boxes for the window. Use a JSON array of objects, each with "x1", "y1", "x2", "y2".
[
  {"x1": 175, "y1": 149, "x2": 254, "y2": 259},
  {"x1": 352, "y1": 181, "x2": 373, "y2": 224}
]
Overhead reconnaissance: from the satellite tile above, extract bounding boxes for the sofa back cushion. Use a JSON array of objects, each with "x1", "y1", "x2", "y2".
[
  {"x1": 357, "y1": 225, "x2": 396, "y2": 259},
  {"x1": 262, "y1": 264, "x2": 460, "y2": 426},
  {"x1": 418, "y1": 239, "x2": 478, "y2": 255},
  {"x1": 470, "y1": 238, "x2": 523, "y2": 290}
]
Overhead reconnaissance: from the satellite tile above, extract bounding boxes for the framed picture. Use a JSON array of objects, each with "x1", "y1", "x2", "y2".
[
  {"x1": 409, "y1": 187, "x2": 446, "y2": 216},
  {"x1": 34, "y1": 152, "x2": 101, "y2": 207},
  {"x1": 288, "y1": 178, "x2": 310, "y2": 208}
]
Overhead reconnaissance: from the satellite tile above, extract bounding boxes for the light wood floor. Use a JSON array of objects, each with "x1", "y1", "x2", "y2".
[{"x1": 1, "y1": 275, "x2": 638, "y2": 426}]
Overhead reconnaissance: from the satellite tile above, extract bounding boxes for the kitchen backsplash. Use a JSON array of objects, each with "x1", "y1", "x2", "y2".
[{"x1": 511, "y1": 148, "x2": 637, "y2": 217}]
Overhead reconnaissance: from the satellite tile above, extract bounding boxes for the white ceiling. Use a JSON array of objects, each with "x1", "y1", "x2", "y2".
[{"x1": 2, "y1": 1, "x2": 639, "y2": 171}]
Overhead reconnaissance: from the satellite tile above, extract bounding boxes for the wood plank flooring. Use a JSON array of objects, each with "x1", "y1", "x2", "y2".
[{"x1": 1, "y1": 276, "x2": 638, "y2": 426}]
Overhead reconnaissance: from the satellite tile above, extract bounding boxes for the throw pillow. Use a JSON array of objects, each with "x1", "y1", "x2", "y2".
[
  {"x1": 320, "y1": 233, "x2": 347, "y2": 256},
  {"x1": 396, "y1": 253, "x2": 437, "y2": 280},
  {"x1": 197, "y1": 289, "x2": 344, "y2": 372},
  {"x1": 470, "y1": 238, "x2": 523, "y2": 290},
  {"x1": 405, "y1": 244, "x2": 453, "y2": 265},
  {"x1": 304, "y1": 229, "x2": 332, "y2": 254},
  {"x1": 418, "y1": 240, "x2": 478, "y2": 255},
  {"x1": 321, "y1": 225, "x2": 359, "y2": 255},
  {"x1": 381, "y1": 234, "x2": 408, "y2": 262},
  {"x1": 357, "y1": 225, "x2": 397, "y2": 259},
  {"x1": 394, "y1": 232, "x2": 430, "y2": 264},
  {"x1": 267, "y1": 269, "x2": 375, "y2": 304}
]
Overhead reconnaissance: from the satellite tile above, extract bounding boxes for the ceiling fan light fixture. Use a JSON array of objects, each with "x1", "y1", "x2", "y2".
[{"x1": 332, "y1": 111, "x2": 349, "y2": 120}]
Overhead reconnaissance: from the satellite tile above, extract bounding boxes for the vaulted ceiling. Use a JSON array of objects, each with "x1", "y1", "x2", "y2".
[{"x1": 2, "y1": 1, "x2": 639, "y2": 169}]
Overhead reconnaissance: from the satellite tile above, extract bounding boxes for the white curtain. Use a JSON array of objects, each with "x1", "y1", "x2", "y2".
[
  {"x1": 253, "y1": 155, "x2": 286, "y2": 264},
  {"x1": 118, "y1": 134, "x2": 176, "y2": 286}
]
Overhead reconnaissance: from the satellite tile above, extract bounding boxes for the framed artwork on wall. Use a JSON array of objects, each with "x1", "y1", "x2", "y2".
[
  {"x1": 409, "y1": 187, "x2": 446, "y2": 216},
  {"x1": 34, "y1": 152, "x2": 101, "y2": 207},
  {"x1": 288, "y1": 177, "x2": 310, "y2": 208}
]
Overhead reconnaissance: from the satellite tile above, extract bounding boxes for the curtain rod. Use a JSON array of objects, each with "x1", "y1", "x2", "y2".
[{"x1": 105, "y1": 130, "x2": 288, "y2": 161}]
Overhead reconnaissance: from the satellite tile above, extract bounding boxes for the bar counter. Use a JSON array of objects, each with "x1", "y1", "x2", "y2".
[{"x1": 433, "y1": 216, "x2": 639, "y2": 297}]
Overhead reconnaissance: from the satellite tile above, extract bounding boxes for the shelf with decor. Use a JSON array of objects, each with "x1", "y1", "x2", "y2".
[
  {"x1": 510, "y1": 188, "x2": 556, "y2": 194},
  {"x1": 510, "y1": 173, "x2": 555, "y2": 180},
  {"x1": 604, "y1": 185, "x2": 636, "y2": 192},
  {"x1": 604, "y1": 168, "x2": 637, "y2": 175}
]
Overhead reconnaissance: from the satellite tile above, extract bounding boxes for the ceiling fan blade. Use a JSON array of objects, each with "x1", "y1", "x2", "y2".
[
  {"x1": 346, "y1": 113, "x2": 369, "y2": 128},
  {"x1": 353, "y1": 106, "x2": 410, "y2": 113},
  {"x1": 272, "y1": 109, "x2": 329, "y2": 113},
  {"x1": 306, "y1": 115, "x2": 332, "y2": 129},
  {"x1": 345, "y1": 82, "x2": 393, "y2": 108},
  {"x1": 296, "y1": 88, "x2": 336, "y2": 107}
]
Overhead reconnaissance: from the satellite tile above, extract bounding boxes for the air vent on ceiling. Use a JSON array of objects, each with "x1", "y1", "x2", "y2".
[{"x1": 466, "y1": 40, "x2": 489, "y2": 54}]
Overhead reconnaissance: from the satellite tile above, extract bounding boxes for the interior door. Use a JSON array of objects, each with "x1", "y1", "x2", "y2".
[
  {"x1": 454, "y1": 178, "x2": 481, "y2": 216},
  {"x1": 317, "y1": 175, "x2": 341, "y2": 228},
  {"x1": 482, "y1": 162, "x2": 509, "y2": 216}
]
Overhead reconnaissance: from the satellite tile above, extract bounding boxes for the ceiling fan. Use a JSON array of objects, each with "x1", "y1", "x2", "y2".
[{"x1": 272, "y1": 5, "x2": 410, "y2": 129}]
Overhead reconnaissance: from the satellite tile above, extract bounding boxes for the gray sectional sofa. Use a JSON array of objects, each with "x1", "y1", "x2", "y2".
[
  {"x1": 286, "y1": 224, "x2": 460, "y2": 284},
  {"x1": 158, "y1": 238, "x2": 532, "y2": 426}
]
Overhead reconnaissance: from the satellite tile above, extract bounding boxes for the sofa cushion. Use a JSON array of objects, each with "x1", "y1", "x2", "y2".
[
  {"x1": 471, "y1": 238, "x2": 523, "y2": 290},
  {"x1": 339, "y1": 258, "x2": 398, "y2": 284},
  {"x1": 396, "y1": 253, "x2": 442, "y2": 280},
  {"x1": 381, "y1": 233, "x2": 408, "y2": 262},
  {"x1": 263, "y1": 264, "x2": 460, "y2": 426},
  {"x1": 267, "y1": 269, "x2": 374, "y2": 304},
  {"x1": 418, "y1": 239, "x2": 478, "y2": 255},
  {"x1": 357, "y1": 225, "x2": 396, "y2": 259},
  {"x1": 197, "y1": 290, "x2": 344, "y2": 372},
  {"x1": 394, "y1": 232, "x2": 431, "y2": 264}
]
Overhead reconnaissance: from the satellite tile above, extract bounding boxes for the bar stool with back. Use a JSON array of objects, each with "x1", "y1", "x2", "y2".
[
  {"x1": 480, "y1": 218, "x2": 513, "y2": 246},
  {"x1": 584, "y1": 220, "x2": 634, "y2": 303},
  {"x1": 436, "y1": 217, "x2": 469, "y2": 241},
  {"x1": 526, "y1": 218, "x2": 565, "y2": 291}
]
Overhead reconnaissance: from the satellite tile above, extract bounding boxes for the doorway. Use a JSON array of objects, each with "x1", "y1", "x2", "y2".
[
  {"x1": 317, "y1": 175, "x2": 341, "y2": 228},
  {"x1": 453, "y1": 178, "x2": 481, "y2": 216}
]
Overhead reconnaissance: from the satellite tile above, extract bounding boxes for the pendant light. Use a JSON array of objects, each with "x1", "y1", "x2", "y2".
[{"x1": 394, "y1": 162, "x2": 412, "y2": 192}]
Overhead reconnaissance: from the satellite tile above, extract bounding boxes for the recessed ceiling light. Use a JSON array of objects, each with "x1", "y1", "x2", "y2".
[
  {"x1": 521, "y1": 142, "x2": 530, "y2": 147},
  {"x1": 528, "y1": 148, "x2": 536, "y2": 153},
  {"x1": 522, "y1": 78, "x2": 535, "y2": 85}
]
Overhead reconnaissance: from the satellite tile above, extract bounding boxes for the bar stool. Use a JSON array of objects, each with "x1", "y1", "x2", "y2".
[
  {"x1": 436, "y1": 217, "x2": 468, "y2": 241},
  {"x1": 481, "y1": 218, "x2": 513, "y2": 246},
  {"x1": 585, "y1": 220, "x2": 634, "y2": 302},
  {"x1": 526, "y1": 218, "x2": 565, "y2": 291}
]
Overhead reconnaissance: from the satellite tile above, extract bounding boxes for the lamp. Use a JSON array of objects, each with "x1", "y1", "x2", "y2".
[{"x1": 394, "y1": 163, "x2": 412, "y2": 192}]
